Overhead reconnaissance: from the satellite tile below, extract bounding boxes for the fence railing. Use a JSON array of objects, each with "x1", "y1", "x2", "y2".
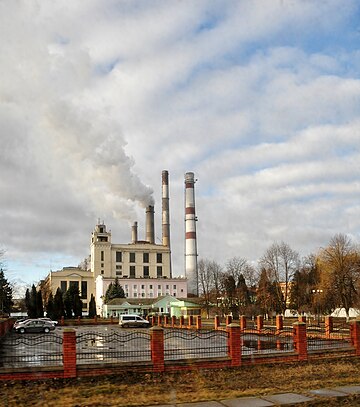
[
  {"x1": 0, "y1": 332, "x2": 63, "y2": 368},
  {"x1": 76, "y1": 330, "x2": 151, "y2": 364},
  {"x1": 164, "y1": 329, "x2": 228, "y2": 360}
]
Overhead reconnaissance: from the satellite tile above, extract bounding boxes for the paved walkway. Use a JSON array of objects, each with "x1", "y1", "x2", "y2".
[{"x1": 148, "y1": 385, "x2": 360, "y2": 406}]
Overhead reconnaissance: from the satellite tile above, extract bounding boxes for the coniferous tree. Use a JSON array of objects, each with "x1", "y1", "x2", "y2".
[
  {"x1": 46, "y1": 292, "x2": 55, "y2": 320},
  {"x1": 104, "y1": 278, "x2": 125, "y2": 303},
  {"x1": 26, "y1": 284, "x2": 38, "y2": 318},
  {"x1": 0, "y1": 268, "x2": 13, "y2": 315},
  {"x1": 63, "y1": 285, "x2": 83, "y2": 318},
  {"x1": 53, "y1": 288, "x2": 65, "y2": 320},
  {"x1": 36, "y1": 290, "x2": 44, "y2": 317},
  {"x1": 88, "y1": 294, "x2": 97, "y2": 318}
]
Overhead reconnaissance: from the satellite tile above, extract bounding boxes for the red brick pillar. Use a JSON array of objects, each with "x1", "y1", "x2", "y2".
[
  {"x1": 150, "y1": 316, "x2": 156, "y2": 326},
  {"x1": 164, "y1": 316, "x2": 169, "y2": 326},
  {"x1": 293, "y1": 322, "x2": 308, "y2": 361},
  {"x1": 63, "y1": 329, "x2": 77, "y2": 378},
  {"x1": 188, "y1": 315, "x2": 194, "y2": 328},
  {"x1": 179, "y1": 316, "x2": 185, "y2": 328},
  {"x1": 171, "y1": 315, "x2": 176, "y2": 327},
  {"x1": 94, "y1": 315, "x2": 97, "y2": 324},
  {"x1": 240, "y1": 316, "x2": 246, "y2": 331},
  {"x1": 298, "y1": 315, "x2": 306, "y2": 323},
  {"x1": 351, "y1": 320, "x2": 360, "y2": 356},
  {"x1": 257, "y1": 315, "x2": 263, "y2": 333},
  {"x1": 214, "y1": 315, "x2": 220, "y2": 330},
  {"x1": 61, "y1": 316, "x2": 65, "y2": 326},
  {"x1": 226, "y1": 315, "x2": 232, "y2": 326},
  {"x1": 325, "y1": 316, "x2": 333, "y2": 338},
  {"x1": 151, "y1": 327, "x2": 164, "y2": 372},
  {"x1": 276, "y1": 315, "x2": 283, "y2": 334},
  {"x1": 227, "y1": 324, "x2": 241, "y2": 366},
  {"x1": 110, "y1": 316, "x2": 114, "y2": 324},
  {"x1": 196, "y1": 316, "x2": 202, "y2": 330},
  {"x1": 157, "y1": 315, "x2": 162, "y2": 327}
]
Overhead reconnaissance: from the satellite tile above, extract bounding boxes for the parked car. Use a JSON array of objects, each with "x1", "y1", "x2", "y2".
[
  {"x1": 14, "y1": 319, "x2": 56, "y2": 334},
  {"x1": 119, "y1": 314, "x2": 150, "y2": 328},
  {"x1": 39, "y1": 317, "x2": 58, "y2": 325}
]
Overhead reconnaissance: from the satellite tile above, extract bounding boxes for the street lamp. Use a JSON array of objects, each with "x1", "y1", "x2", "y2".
[{"x1": 312, "y1": 289, "x2": 323, "y2": 325}]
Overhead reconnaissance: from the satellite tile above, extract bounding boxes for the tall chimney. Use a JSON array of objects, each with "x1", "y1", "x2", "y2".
[
  {"x1": 145, "y1": 205, "x2": 155, "y2": 244},
  {"x1": 185, "y1": 172, "x2": 198, "y2": 296},
  {"x1": 131, "y1": 221, "x2": 138, "y2": 244},
  {"x1": 162, "y1": 170, "x2": 170, "y2": 247}
]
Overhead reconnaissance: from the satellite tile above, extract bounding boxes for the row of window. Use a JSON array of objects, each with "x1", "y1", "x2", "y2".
[
  {"x1": 114, "y1": 251, "x2": 163, "y2": 263},
  {"x1": 125, "y1": 284, "x2": 178, "y2": 290},
  {"x1": 102, "y1": 265, "x2": 163, "y2": 277},
  {"x1": 60, "y1": 281, "x2": 87, "y2": 299}
]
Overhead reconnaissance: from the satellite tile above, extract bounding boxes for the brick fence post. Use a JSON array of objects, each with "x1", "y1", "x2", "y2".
[
  {"x1": 180, "y1": 316, "x2": 185, "y2": 328},
  {"x1": 350, "y1": 320, "x2": 360, "y2": 356},
  {"x1": 227, "y1": 323, "x2": 241, "y2": 366},
  {"x1": 94, "y1": 315, "x2": 97, "y2": 324},
  {"x1": 61, "y1": 316, "x2": 65, "y2": 326},
  {"x1": 63, "y1": 329, "x2": 77, "y2": 378},
  {"x1": 171, "y1": 315, "x2": 176, "y2": 327},
  {"x1": 151, "y1": 316, "x2": 156, "y2": 326},
  {"x1": 226, "y1": 315, "x2": 232, "y2": 326},
  {"x1": 196, "y1": 316, "x2": 202, "y2": 330},
  {"x1": 110, "y1": 316, "x2": 114, "y2": 324},
  {"x1": 214, "y1": 315, "x2": 220, "y2": 330},
  {"x1": 151, "y1": 326, "x2": 164, "y2": 372},
  {"x1": 325, "y1": 316, "x2": 333, "y2": 338},
  {"x1": 293, "y1": 322, "x2": 308, "y2": 361},
  {"x1": 276, "y1": 315, "x2": 283, "y2": 334},
  {"x1": 240, "y1": 315, "x2": 246, "y2": 331},
  {"x1": 257, "y1": 315, "x2": 263, "y2": 333}
]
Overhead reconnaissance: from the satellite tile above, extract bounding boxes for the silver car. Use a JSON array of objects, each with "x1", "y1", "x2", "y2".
[
  {"x1": 119, "y1": 314, "x2": 150, "y2": 328},
  {"x1": 14, "y1": 319, "x2": 56, "y2": 334}
]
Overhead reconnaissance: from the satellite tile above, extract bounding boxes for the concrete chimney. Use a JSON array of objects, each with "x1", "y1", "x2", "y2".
[
  {"x1": 184, "y1": 172, "x2": 198, "y2": 296},
  {"x1": 145, "y1": 205, "x2": 155, "y2": 244},
  {"x1": 162, "y1": 170, "x2": 170, "y2": 247},
  {"x1": 131, "y1": 221, "x2": 138, "y2": 244}
]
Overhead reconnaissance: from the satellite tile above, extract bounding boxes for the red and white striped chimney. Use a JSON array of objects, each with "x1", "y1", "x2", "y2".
[{"x1": 185, "y1": 172, "x2": 198, "y2": 296}]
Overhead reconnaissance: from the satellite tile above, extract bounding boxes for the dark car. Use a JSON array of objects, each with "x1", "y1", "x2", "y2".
[{"x1": 14, "y1": 319, "x2": 56, "y2": 334}]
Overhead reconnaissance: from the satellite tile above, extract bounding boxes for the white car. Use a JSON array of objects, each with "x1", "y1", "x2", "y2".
[{"x1": 119, "y1": 314, "x2": 150, "y2": 328}]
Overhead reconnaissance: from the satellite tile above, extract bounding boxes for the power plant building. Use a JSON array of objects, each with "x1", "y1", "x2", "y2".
[{"x1": 42, "y1": 170, "x2": 188, "y2": 316}]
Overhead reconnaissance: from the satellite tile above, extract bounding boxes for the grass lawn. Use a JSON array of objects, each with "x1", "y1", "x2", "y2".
[{"x1": 1, "y1": 358, "x2": 360, "y2": 406}]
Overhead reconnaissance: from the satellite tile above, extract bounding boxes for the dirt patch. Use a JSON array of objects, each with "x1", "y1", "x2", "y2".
[{"x1": 1, "y1": 358, "x2": 360, "y2": 406}]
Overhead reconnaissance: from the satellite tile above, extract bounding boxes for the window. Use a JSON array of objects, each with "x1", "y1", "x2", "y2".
[
  {"x1": 70, "y1": 281, "x2": 79, "y2": 290},
  {"x1": 143, "y1": 253, "x2": 149, "y2": 263},
  {"x1": 130, "y1": 265, "x2": 135, "y2": 278},
  {"x1": 143, "y1": 266, "x2": 149, "y2": 278},
  {"x1": 125, "y1": 285, "x2": 128, "y2": 289},
  {"x1": 101, "y1": 270, "x2": 104, "y2": 275},
  {"x1": 101, "y1": 251, "x2": 104, "y2": 261},
  {"x1": 157, "y1": 253, "x2": 162, "y2": 263},
  {"x1": 82, "y1": 303, "x2": 87, "y2": 309},
  {"x1": 81, "y1": 281, "x2": 87, "y2": 299},
  {"x1": 157, "y1": 266, "x2": 162, "y2": 277},
  {"x1": 173, "y1": 285, "x2": 176, "y2": 289},
  {"x1": 99, "y1": 227, "x2": 104, "y2": 233},
  {"x1": 116, "y1": 265, "x2": 122, "y2": 270},
  {"x1": 60, "y1": 281, "x2": 67, "y2": 293},
  {"x1": 142, "y1": 293, "x2": 145, "y2": 297},
  {"x1": 141, "y1": 284, "x2": 145, "y2": 289},
  {"x1": 166, "y1": 285, "x2": 169, "y2": 289},
  {"x1": 129, "y1": 252, "x2": 136, "y2": 263},
  {"x1": 101, "y1": 263, "x2": 104, "y2": 268},
  {"x1": 149, "y1": 284, "x2": 153, "y2": 289},
  {"x1": 134, "y1": 293, "x2": 137, "y2": 298},
  {"x1": 116, "y1": 270, "x2": 122, "y2": 276},
  {"x1": 133, "y1": 285, "x2": 137, "y2": 290},
  {"x1": 116, "y1": 251, "x2": 122, "y2": 262},
  {"x1": 158, "y1": 285, "x2": 161, "y2": 289}
]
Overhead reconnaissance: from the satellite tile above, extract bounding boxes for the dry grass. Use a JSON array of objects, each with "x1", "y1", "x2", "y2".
[{"x1": 1, "y1": 358, "x2": 360, "y2": 406}]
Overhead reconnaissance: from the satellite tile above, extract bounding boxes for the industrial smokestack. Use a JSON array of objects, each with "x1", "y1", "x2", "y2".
[
  {"x1": 145, "y1": 205, "x2": 155, "y2": 244},
  {"x1": 162, "y1": 170, "x2": 170, "y2": 248},
  {"x1": 131, "y1": 221, "x2": 138, "y2": 244},
  {"x1": 184, "y1": 172, "x2": 198, "y2": 296}
]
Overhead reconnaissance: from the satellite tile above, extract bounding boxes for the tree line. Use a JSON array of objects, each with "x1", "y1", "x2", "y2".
[{"x1": 198, "y1": 233, "x2": 360, "y2": 321}]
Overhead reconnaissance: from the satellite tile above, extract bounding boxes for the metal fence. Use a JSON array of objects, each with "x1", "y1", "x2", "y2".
[
  {"x1": 241, "y1": 330, "x2": 294, "y2": 355},
  {"x1": 76, "y1": 330, "x2": 151, "y2": 364},
  {"x1": 307, "y1": 322, "x2": 352, "y2": 352},
  {"x1": 0, "y1": 331, "x2": 63, "y2": 368},
  {"x1": 164, "y1": 329, "x2": 228, "y2": 360}
]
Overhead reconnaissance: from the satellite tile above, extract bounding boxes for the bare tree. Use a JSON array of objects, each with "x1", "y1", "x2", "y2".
[
  {"x1": 225, "y1": 257, "x2": 257, "y2": 287},
  {"x1": 259, "y1": 242, "x2": 300, "y2": 313},
  {"x1": 198, "y1": 259, "x2": 223, "y2": 317},
  {"x1": 317, "y1": 234, "x2": 360, "y2": 321}
]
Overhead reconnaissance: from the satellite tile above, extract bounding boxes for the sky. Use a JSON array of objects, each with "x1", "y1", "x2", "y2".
[{"x1": 1, "y1": 0, "x2": 360, "y2": 290}]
